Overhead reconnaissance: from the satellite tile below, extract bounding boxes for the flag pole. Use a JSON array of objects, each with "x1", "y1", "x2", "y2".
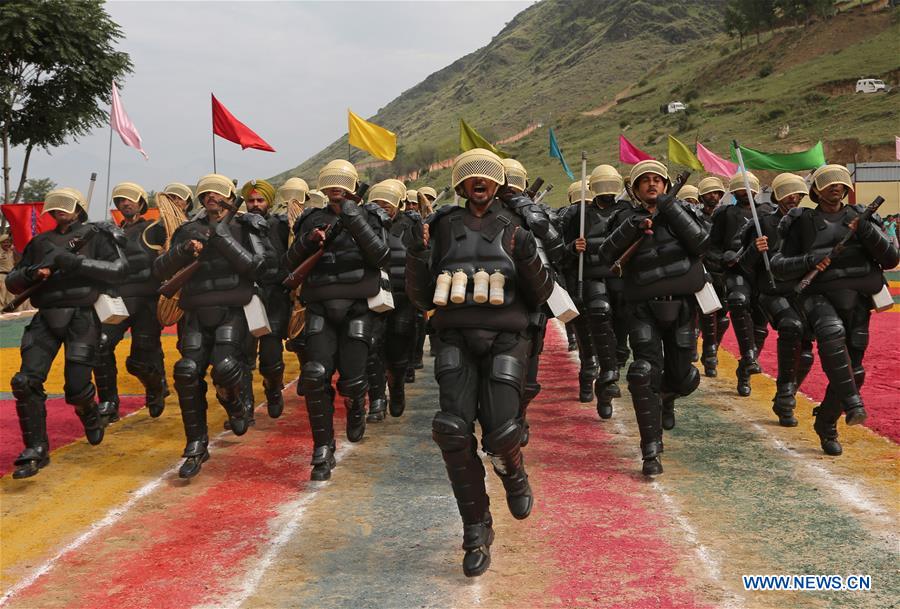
[
  {"x1": 211, "y1": 93, "x2": 217, "y2": 173},
  {"x1": 733, "y1": 140, "x2": 775, "y2": 288},
  {"x1": 105, "y1": 112, "x2": 113, "y2": 219},
  {"x1": 576, "y1": 151, "x2": 587, "y2": 303}
]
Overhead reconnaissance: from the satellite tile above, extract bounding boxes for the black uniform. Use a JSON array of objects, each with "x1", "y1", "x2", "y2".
[
  {"x1": 772, "y1": 203, "x2": 898, "y2": 454},
  {"x1": 95, "y1": 217, "x2": 168, "y2": 421},
  {"x1": 736, "y1": 207, "x2": 813, "y2": 426},
  {"x1": 561, "y1": 196, "x2": 631, "y2": 417},
  {"x1": 285, "y1": 199, "x2": 390, "y2": 480},
  {"x1": 697, "y1": 205, "x2": 730, "y2": 376},
  {"x1": 708, "y1": 198, "x2": 774, "y2": 395},
  {"x1": 406, "y1": 198, "x2": 553, "y2": 577},
  {"x1": 252, "y1": 210, "x2": 291, "y2": 418},
  {"x1": 153, "y1": 211, "x2": 270, "y2": 477},
  {"x1": 6, "y1": 220, "x2": 128, "y2": 478},
  {"x1": 598, "y1": 194, "x2": 709, "y2": 475}
]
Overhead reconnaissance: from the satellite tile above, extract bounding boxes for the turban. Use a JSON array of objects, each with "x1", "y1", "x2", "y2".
[{"x1": 241, "y1": 179, "x2": 276, "y2": 205}]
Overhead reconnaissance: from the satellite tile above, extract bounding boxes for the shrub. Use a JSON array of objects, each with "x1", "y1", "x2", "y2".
[{"x1": 758, "y1": 63, "x2": 774, "y2": 78}]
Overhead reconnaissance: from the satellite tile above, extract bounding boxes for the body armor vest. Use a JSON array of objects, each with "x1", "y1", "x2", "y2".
[
  {"x1": 387, "y1": 213, "x2": 414, "y2": 294},
  {"x1": 259, "y1": 213, "x2": 289, "y2": 286},
  {"x1": 804, "y1": 206, "x2": 882, "y2": 293},
  {"x1": 177, "y1": 218, "x2": 255, "y2": 309},
  {"x1": 583, "y1": 202, "x2": 627, "y2": 279},
  {"x1": 118, "y1": 219, "x2": 163, "y2": 298}
]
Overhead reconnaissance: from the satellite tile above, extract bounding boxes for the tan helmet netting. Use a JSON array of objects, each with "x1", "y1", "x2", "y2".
[
  {"x1": 589, "y1": 164, "x2": 624, "y2": 196},
  {"x1": 771, "y1": 173, "x2": 809, "y2": 201},
  {"x1": 406, "y1": 189, "x2": 418, "y2": 203},
  {"x1": 419, "y1": 186, "x2": 437, "y2": 200},
  {"x1": 276, "y1": 177, "x2": 310, "y2": 205},
  {"x1": 451, "y1": 149, "x2": 505, "y2": 188},
  {"x1": 43, "y1": 187, "x2": 87, "y2": 215},
  {"x1": 811, "y1": 165, "x2": 853, "y2": 193},
  {"x1": 368, "y1": 181, "x2": 405, "y2": 208},
  {"x1": 196, "y1": 174, "x2": 235, "y2": 199},
  {"x1": 164, "y1": 182, "x2": 193, "y2": 201},
  {"x1": 501, "y1": 158, "x2": 527, "y2": 192},
  {"x1": 111, "y1": 182, "x2": 147, "y2": 204},
  {"x1": 629, "y1": 160, "x2": 669, "y2": 186},
  {"x1": 697, "y1": 176, "x2": 726, "y2": 196},
  {"x1": 680, "y1": 185, "x2": 700, "y2": 202},
  {"x1": 307, "y1": 190, "x2": 327, "y2": 209},
  {"x1": 567, "y1": 180, "x2": 591, "y2": 204},
  {"x1": 317, "y1": 159, "x2": 358, "y2": 193},
  {"x1": 728, "y1": 171, "x2": 760, "y2": 194}
]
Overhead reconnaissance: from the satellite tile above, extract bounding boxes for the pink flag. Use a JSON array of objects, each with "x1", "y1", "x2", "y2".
[
  {"x1": 696, "y1": 141, "x2": 737, "y2": 178},
  {"x1": 895, "y1": 136, "x2": 900, "y2": 161},
  {"x1": 111, "y1": 82, "x2": 148, "y2": 160},
  {"x1": 619, "y1": 135, "x2": 654, "y2": 164}
]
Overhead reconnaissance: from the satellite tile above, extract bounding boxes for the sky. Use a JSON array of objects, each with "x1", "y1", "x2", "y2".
[{"x1": 8, "y1": 0, "x2": 533, "y2": 219}]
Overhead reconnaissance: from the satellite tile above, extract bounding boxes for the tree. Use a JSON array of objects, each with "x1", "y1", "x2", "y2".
[
  {"x1": 724, "y1": 2, "x2": 751, "y2": 50},
  {"x1": 0, "y1": 0, "x2": 133, "y2": 203},
  {"x1": 16, "y1": 177, "x2": 56, "y2": 202}
]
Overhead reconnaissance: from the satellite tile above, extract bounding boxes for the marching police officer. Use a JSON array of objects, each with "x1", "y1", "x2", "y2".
[
  {"x1": 406, "y1": 149, "x2": 553, "y2": 577},
  {"x1": 598, "y1": 161, "x2": 709, "y2": 476},
  {"x1": 94, "y1": 182, "x2": 168, "y2": 422},
  {"x1": 709, "y1": 172, "x2": 772, "y2": 396},
  {"x1": 696, "y1": 176, "x2": 729, "y2": 377},
  {"x1": 284, "y1": 160, "x2": 390, "y2": 481},
  {"x1": 153, "y1": 174, "x2": 271, "y2": 479},
  {"x1": 772, "y1": 164, "x2": 898, "y2": 455},
  {"x1": 6, "y1": 188, "x2": 128, "y2": 478}
]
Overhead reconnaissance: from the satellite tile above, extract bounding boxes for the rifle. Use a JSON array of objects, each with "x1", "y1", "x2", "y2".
[
  {"x1": 3, "y1": 226, "x2": 99, "y2": 313},
  {"x1": 158, "y1": 199, "x2": 239, "y2": 298},
  {"x1": 795, "y1": 195, "x2": 885, "y2": 294},
  {"x1": 610, "y1": 171, "x2": 690, "y2": 277},
  {"x1": 525, "y1": 177, "x2": 544, "y2": 199},
  {"x1": 534, "y1": 184, "x2": 553, "y2": 205},
  {"x1": 281, "y1": 183, "x2": 370, "y2": 290}
]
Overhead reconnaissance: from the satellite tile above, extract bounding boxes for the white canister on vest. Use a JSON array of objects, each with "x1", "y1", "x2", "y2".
[
  {"x1": 489, "y1": 270, "x2": 505, "y2": 305},
  {"x1": 473, "y1": 268, "x2": 490, "y2": 303},
  {"x1": 433, "y1": 271, "x2": 452, "y2": 306},
  {"x1": 450, "y1": 269, "x2": 468, "y2": 304}
]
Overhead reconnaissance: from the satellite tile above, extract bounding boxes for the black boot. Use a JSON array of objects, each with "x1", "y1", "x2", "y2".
[
  {"x1": 95, "y1": 337, "x2": 120, "y2": 422},
  {"x1": 387, "y1": 366, "x2": 407, "y2": 417},
  {"x1": 816, "y1": 335, "x2": 865, "y2": 426},
  {"x1": 126, "y1": 357, "x2": 169, "y2": 419},
  {"x1": 590, "y1": 315, "x2": 619, "y2": 420},
  {"x1": 595, "y1": 375, "x2": 615, "y2": 420},
  {"x1": 730, "y1": 306, "x2": 761, "y2": 384},
  {"x1": 772, "y1": 336, "x2": 800, "y2": 426},
  {"x1": 483, "y1": 419, "x2": 533, "y2": 520},
  {"x1": 70, "y1": 385, "x2": 105, "y2": 446},
  {"x1": 212, "y1": 357, "x2": 252, "y2": 436},
  {"x1": 628, "y1": 361, "x2": 663, "y2": 477},
  {"x1": 366, "y1": 398, "x2": 387, "y2": 423},
  {"x1": 303, "y1": 363, "x2": 337, "y2": 479},
  {"x1": 178, "y1": 439, "x2": 210, "y2": 479},
  {"x1": 97, "y1": 399, "x2": 121, "y2": 424},
  {"x1": 573, "y1": 316, "x2": 598, "y2": 402},
  {"x1": 736, "y1": 359, "x2": 755, "y2": 397},
  {"x1": 11, "y1": 377, "x2": 50, "y2": 479},
  {"x1": 310, "y1": 441, "x2": 337, "y2": 481},
  {"x1": 661, "y1": 392, "x2": 676, "y2": 431},
  {"x1": 174, "y1": 363, "x2": 210, "y2": 478},
  {"x1": 813, "y1": 395, "x2": 842, "y2": 456},
  {"x1": 146, "y1": 377, "x2": 169, "y2": 418},
  {"x1": 462, "y1": 514, "x2": 494, "y2": 577},
  {"x1": 261, "y1": 363, "x2": 285, "y2": 419},
  {"x1": 345, "y1": 397, "x2": 367, "y2": 441}
]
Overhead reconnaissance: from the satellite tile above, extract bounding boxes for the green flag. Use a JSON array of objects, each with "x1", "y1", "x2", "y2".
[
  {"x1": 459, "y1": 119, "x2": 508, "y2": 158},
  {"x1": 730, "y1": 141, "x2": 826, "y2": 171},
  {"x1": 667, "y1": 134, "x2": 703, "y2": 170}
]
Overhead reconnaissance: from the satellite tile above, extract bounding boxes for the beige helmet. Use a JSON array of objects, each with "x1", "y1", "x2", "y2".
[
  {"x1": 809, "y1": 164, "x2": 853, "y2": 203},
  {"x1": 501, "y1": 158, "x2": 527, "y2": 193},
  {"x1": 276, "y1": 177, "x2": 309, "y2": 206},
  {"x1": 164, "y1": 182, "x2": 193, "y2": 202},
  {"x1": 419, "y1": 186, "x2": 438, "y2": 200},
  {"x1": 43, "y1": 187, "x2": 88, "y2": 218},
  {"x1": 771, "y1": 173, "x2": 809, "y2": 202},
  {"x1": 406, "y1": 189, "x2": 418, "y2": 204},
  {"x1": 368, "y1": 180, "x2": 406, "y2": 209},
  {"x1": 680, "y1": 185, "x2": 700, "y2": 203},
  {"x1": 567, "y1": 180, "x2": 591, "y2": 204},
  {"x1": 629, "y1": 160, "x2": 669, "y2": 187},
  {"x1": 728, "y1": 171, "x2": 761, "y2": 194},
  {"x1": 697, "y1": 176, "x2": 726, "y2": 196},
  {"x1": 451, "y1": 148, "x2": 505, "y2": 190},
  {"x1": 589, "y1": 164, "x2": 624, "y2": 197},
  {"x1": 306, "y1": 189, "x2": 327, "y2": 209},
  {"x1": 317, "y1": 159, "x2": 358, "y2": 194},
  {"x1": 196, "y1": 173, "x2": 236, "y2": 201},
  {"x1": 112, "y1": 181, "x2": 149, "y2": 214}
]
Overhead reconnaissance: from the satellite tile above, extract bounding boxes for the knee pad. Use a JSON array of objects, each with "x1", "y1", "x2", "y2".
[
  {"x1": 432, "y1": 411, "x2": 473, "y2": 452},
  {"x1": 481, "y1": 418, "x2": 523, "y2": 455},
  {"x1": 11, "y1": 373, "x2": 41, "y2": 402},
  {"x1": 336, "y1": 375, "x2": 367, "y2": 400},
  {"x1": 776, "y1": 316, "x2": 804, "y2": 342},
  {"x1": 97, "y1": 332, "x2": 113, "y2": 356},
  {"x1": 304, "y1": 312, "x2": 325, "y2": 337},
  {"x1": 211, "y1": 356, "x2": 243, "y2": 389},
  {"x1": 490, "y1": 354, "x2": 525, "y2": 392},
  {"x1": 301, "y1": 362, "x2": 327, "y2": 392},
  {"x1": 672, "y1": 367, "x2": 700, "y2": 396},
  {"x1": 347, "y1": 317, "x2": 372, "y2": 343},
  {"x1": 725, "y1": 290, "x2": 749, "y2": 309},
  {"x1": 173, "y1": 358, "x2": 200, "y2": 385},
  {"x1": 434, "y1": 345, "x2": 462, "y2": 381},
  {"x1": 65, "y1": 382, "x2": 95, "y2": 407},
  {"x1": 214, "y1": 324, "x2": 241, "y2": 347},
  {"x1": 675, "y1": 323, "x2": 696, "y2": 350},
  {"x1": 259, "y1": 360, "x2": 285, "y2": 377},
  {"x1": 627, "y1": 359, "x2": 653, "y2": 388},
  {"x1": 587, "y1": 299, "x2": 611, "y2": 319},
  {"x1": 814, "y1": 318, "x2": 845, "y2": 343},
  {"x1": 65, "y1": 341, "x2": 96, "y2": 365}
]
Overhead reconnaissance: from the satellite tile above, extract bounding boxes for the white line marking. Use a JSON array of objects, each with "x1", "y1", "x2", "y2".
[{"x1": 0, "y1": 381, "x2": 298, "y2": 607}]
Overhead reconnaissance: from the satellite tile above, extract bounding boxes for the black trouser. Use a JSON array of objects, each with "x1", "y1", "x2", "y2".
[
  {"x1": 626, "y1": 296, "x2": 700, "y2": 458},
  {"x1": 759, "y1": 293, "x2": 814, "y2": 412},
  {"x1": 301, "y1": 299, "x2": 374, "y2": 448},
  {"x1": 12, "y1": 307, "x2": 101, "y2": 453},
  {"x1": 252, "y1": 286, "x2": 290, "y2": 400},
  {"x1": 522, "y1": 314, "x2": 547, "y2": 414},
  {"x1": 173, "y1": 306, "x2": 251, "y2": 455},
  {"x1": 96, "y1": 295, "x2": 164, "y2": 407},
  {"x1": 608, "y1": 283, "x2": 631, "y2": 366},
  {"x1": 413, "y1": 311, "x2": 427, "y2": 365},
  {"x1": 725, "y1": 272, "x2": 769, "y2": 362},
  {"x1": 367, "y1": 314, "x2": 388, "y2": 404},
  {"x1": 384, "y1": 298, "x2": 416, "y2": 381}
]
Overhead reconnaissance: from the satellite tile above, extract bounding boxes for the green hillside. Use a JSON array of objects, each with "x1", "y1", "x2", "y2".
[{"x1": 272, "y1": 0, "x2": 900, "y2": 206}]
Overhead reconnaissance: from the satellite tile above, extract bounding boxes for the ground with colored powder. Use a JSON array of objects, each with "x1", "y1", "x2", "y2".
[{"x1": 0, "y1": 316, "x2": 897, "y2": 609}]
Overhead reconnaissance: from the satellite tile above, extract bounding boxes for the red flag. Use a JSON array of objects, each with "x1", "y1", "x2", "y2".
[
  {"x1": 1, "y1": 203, "x2": 56, "y2": 252},
  {"x1": 211, "y1": 94, "x2": 275, "y2": 152},
  {"x1": 619, "y1": 135, "x2": 654, "y2": 164}
]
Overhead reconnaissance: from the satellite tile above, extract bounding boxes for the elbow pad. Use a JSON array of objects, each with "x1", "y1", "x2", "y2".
[
  {"x1": 405, "y1": 249, "x2": 434, "y2": 312},
  {"x1": 5, "y1": 267, "x2": 38, "y2": 294},
  {"x1": 597, "y1": 217, "x2": 641, "y2": 263},
  {"x1": 79, "y1": 258, "x2": 128, "y2": 283},
  {"x1": 660, "y1": 202, "x2": 709, "y2": 257},
  {"x1": 516, "y1": 251, "x2": 553, "y2": 307},
  {"x1": 211, "y1": 228, "x2": 262, "y2": 276},
  {"x1": 857, "y1": 221, "x2": 900, "y2": 269},
  {"x1": 770, "y1": 253, "x2": 813, "y2": 279},
  {"x1": 344, "y1": 213, "x2": 390, "y2": 268}
]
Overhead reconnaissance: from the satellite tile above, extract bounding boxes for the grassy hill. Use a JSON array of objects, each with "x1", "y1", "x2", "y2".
[{"x1": 272, "y1": 0, "x2": 900, "y2": 206}]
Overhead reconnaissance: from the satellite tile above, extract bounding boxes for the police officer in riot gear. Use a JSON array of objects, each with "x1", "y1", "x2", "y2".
[
  {"x1": 6, "y1": 188, "x2": 128, "y2": 478},
  {"x1": 709, "y1": 172, "x2": 773, "y2": 396},
  {"x1": 285, "y1": 160, "x2": 390, "y2": 481},
  {"x1": 242, "y1": 179, "x2": 290, "y2": 418},
  {"x1": 153, "y1": 174, "x2": 271, "y2": 479},
  {"x1": 562, "y1": 165, "x2": 632, "y2": 419},
  {"x1": 737, "y1": 173, "x2": 814, "y2": 426},
  {"x1": 772, "y1": 164, "x2": 898, "y2": 455},
  {"x1": 598, "y1": 161, "x2": 709, "y2": 476},
  {"x1": 696, "y1": 177, "x2": 729, "y2": 377},
  {"x1": 94, "y1": 183, "x2": 168, "y2": 422},
  {"x1": 406, "y1": 148, "x2": 553, "y2": 577}
]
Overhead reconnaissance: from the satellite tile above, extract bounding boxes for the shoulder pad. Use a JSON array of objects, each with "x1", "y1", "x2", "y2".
[
  {"x1": 237, "y1": 212, "x2": 268, "y2": 232},
  {"x1": 403, "y1": 210, "x2": 422, "y2": 223},
  {"x1": 91, "y1": 221, "x2": 126, "y2": 245},
  {"x1": 711, "y1": 204, "x2": 731, "y2": 219},
  {"x1": 777, "y1": 207, "x2": 807, "y2": 238},
  {"x1": 296, "y1": 207, "x2": 320, "y2": 225},
  {"x1": 364, "y1": 203, "x2": 391, "y2": 224},
  {"x1": 426, "y1": 204, "x2": 461, "y2": 226}
]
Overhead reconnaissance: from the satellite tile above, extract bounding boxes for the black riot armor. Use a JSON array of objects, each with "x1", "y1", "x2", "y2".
[
  {"x1": 697, "y1": 207, "x2": 729, "y2": 377},
  {"x1": 772, "y1": 203, "x2": 898, "y2": 454},
  {"x1": 6, "y1": 220, "x2": 128, "y2": 478}
]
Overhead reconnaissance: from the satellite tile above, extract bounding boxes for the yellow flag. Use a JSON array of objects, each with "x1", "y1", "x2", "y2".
[
  {"x1": 348, "y1": 109, "x2": 396, "y2": 161},
  {"x1": 667, "y1": 134, "x2": 703, "y2": 170}
]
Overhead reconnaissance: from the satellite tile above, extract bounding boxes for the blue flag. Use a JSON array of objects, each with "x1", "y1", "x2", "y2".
[{"x1": 549, "y1": 127, "x2": 575, "y2": 180}]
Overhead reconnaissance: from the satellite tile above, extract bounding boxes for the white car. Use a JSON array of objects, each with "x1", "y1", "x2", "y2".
[
  {"x1": 666, "y1": 101, "x2": 686, "y2": 113},
  {"x1": 855, "y1": 79, "x2": 887, "y2": 93}
]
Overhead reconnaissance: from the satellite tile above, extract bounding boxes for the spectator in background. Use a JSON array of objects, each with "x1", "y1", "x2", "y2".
[{"x1": 885, "y1": 214, "x2": 899, "y2": 256}]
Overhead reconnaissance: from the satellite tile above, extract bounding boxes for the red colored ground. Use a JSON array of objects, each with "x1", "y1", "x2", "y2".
[{"x1": 720, "y1": 311, "x2": 900, "y2": 443}]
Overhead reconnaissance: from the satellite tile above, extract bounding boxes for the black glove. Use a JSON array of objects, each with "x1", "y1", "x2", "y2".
[
  {"x1": 54, "y1": 251, "x2": 84, "y2": 272},
  {"x1": 339, "y1": 198, "x2": 361, "y2": 217},
  {"x1": 503, "y1": 224, "x2": 537, "y2": 260},
  {"x1": 722, "y1": 250, "x2": 739, "y2": 266},
  {"x1": 404, "y1": 217, "x2": 428, "y2": 254},
  {"x1": 655, "y1": 190, "x2": 676, "y2": 210}
]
